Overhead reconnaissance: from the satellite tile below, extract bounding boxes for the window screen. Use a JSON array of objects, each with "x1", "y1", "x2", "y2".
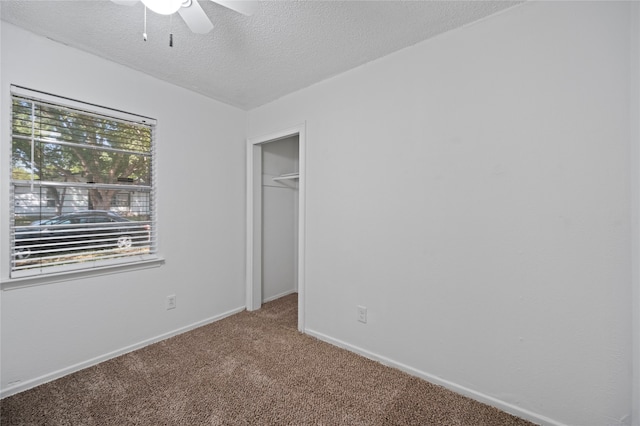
[{"x1": 10, "y1": 87, "x2": 157, "y2": 278}]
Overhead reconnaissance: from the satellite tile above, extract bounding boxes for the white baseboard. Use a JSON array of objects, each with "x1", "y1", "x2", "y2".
[
  {"x1": 305, "y1": 328, "x2": 565, "y2": 426},
  {"x1": 262, "y1": 288, "x2": 296, "y2": 303},
  {"x1": 0, "y1": 305, "x2": 246, "y2": 399}
]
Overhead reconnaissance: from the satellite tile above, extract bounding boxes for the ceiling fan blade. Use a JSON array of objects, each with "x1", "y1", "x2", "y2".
[
  {"x1": 111, "y1": 0, "x2": 138, "y2": 5},
  {"x1": 178, "y1": 0, "x2": 214, "y2": 34},
  {"x1": 212, "y1": 0, "x2": 258, "y2": 16}
]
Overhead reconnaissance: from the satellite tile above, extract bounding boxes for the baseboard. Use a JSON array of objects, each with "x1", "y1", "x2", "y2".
[
  {"x1": 262, "y1": 288, "x2": 296, "y2": 303},
  {"x1": 0, "y1": 305, "x2": 246, "y2": 399},
  {"x1": 305, "y1": 328, "x2": 565, "y2": 426}
]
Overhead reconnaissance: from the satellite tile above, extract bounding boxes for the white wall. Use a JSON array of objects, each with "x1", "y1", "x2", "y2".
[
  {"x1": 631, "y1": 1, "x2": 640, "y2": 424},
  {"x1": 248, "y1": 2, "x2": 637, "y2": 425},
  {"x1": 0, "y1": 22, "x2": 247, "y2": 396},
  {"x1": 262, "y1": 136, "x2": 299, "y2": 301}
]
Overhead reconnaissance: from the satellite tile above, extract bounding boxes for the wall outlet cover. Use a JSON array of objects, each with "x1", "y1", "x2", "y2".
[
  {"x1": 357, "y1": 305, "x2": 367, "y2": 323},
  {"x1": 167, "y1": 295, "x2": 176, "y2": 310}
]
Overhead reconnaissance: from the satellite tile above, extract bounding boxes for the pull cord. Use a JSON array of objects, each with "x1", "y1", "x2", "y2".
[{"x1": 143, "y1": 6, "x2": 148, "y2": 41}]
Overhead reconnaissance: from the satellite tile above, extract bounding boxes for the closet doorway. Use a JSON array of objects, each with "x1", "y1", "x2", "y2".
[{"x1": 246, "y1": 124, "x2": 306, "y2": 332}]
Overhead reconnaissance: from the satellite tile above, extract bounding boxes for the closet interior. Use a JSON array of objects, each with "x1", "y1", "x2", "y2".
[{"x1": 261, "y1": 136, "x2": 299, "y2": 302}]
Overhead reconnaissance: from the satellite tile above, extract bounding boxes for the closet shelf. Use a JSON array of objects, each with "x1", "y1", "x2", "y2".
[{"x1": 272, "y1": 173, "x2": 299, "y2": 182}]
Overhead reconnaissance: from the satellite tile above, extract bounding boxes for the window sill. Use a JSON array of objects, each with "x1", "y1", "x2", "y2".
[{"x1": 1, "y1": 257, "x2": 165, "y2": 291}]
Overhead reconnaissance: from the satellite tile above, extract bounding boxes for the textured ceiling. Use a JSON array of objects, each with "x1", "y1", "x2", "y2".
[{"x1": 1, "y1": 0, "x2": 522, "y2": 110}]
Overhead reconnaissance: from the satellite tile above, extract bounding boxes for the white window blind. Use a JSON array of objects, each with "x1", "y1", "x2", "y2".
[{"x1": 9, "y1": 87, "x2": 158, "y2": 278}]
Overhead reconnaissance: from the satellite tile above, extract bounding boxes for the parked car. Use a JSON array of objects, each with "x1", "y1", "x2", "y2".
[
  {"x1": 30, "y1": 216, "x2": 63, "y2": 226},
  {"x1": 14, "y1": 210, "x2": 150, "y2": 260}
]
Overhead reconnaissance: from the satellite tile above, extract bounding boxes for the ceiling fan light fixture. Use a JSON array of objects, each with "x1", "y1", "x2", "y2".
[{"x1": 141, "y1": 0, "x2": 183, "y2": 15}]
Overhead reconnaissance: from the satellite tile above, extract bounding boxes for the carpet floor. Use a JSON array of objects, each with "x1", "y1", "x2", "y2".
[{"x1": 0, "y1": 294, "x2": 535, "y2": 425}]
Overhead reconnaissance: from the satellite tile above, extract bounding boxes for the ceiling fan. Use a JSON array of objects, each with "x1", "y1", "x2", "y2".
[{"x1": 112, "y1": 0, "x2": 258, "y2": 34}]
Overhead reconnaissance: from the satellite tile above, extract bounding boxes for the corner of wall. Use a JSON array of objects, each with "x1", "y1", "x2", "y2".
[{"x1": 631, "y1": 1, "x2": 640, "y2": 425}]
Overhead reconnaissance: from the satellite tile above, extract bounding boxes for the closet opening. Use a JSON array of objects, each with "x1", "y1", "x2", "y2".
[{"x1": 246, "y1": 124, "x2": 306, "y2": 332}]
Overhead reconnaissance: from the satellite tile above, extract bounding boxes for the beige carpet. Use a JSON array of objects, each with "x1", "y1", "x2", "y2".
[{"x1": 0, "y1": 294, "x2": 535, "y2": 425}]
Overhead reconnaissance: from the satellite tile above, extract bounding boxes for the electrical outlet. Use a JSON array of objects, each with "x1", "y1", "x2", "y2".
[
  {"x1": 357, "y1": 305, "x2": 367, "y2": 323},
  {"x1": 166, "y1": 294, "x2": 176, "y2": 310}
]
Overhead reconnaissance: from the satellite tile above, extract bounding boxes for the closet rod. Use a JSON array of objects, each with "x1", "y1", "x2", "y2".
[{"x1": 272, "y1": 173, "x2": 299, "y2": 181}]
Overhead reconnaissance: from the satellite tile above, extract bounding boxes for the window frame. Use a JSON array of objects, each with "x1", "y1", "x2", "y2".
[{"x1": 4, "y1": 86, "x2": 162, "y2": 287}]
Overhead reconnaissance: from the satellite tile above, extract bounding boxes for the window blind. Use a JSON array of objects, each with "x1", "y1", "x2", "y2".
[{"x1": 10, "y1": 88, "x2": 157, "y2": 278}]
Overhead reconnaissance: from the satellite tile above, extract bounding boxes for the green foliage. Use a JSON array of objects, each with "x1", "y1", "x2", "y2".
[{"x1": 12, "y1": 97, "x2": 153, "y2": 211}]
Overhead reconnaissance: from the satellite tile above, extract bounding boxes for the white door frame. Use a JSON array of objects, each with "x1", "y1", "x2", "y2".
[{"x1": 246, "y1": 123, "x2": 306, "y2": 332}]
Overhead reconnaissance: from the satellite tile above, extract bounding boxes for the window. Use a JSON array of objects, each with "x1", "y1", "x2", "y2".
[
  {"x1": 111, "y1": 192, "x2": 131, "y2": 208},
  {"x1": 9, "y1": 86, "x2": 158, "y2": 279}
]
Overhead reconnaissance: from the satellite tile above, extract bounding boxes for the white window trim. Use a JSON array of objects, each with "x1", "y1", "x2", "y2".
[
  {"x1": 4, "y1": 86, "x2": 162, "y2": 288},
  {"x1": 1, "y1": 257, "x2": 165, "y2": 291},
  {"x1": 10, "y1": 85, "x2": 157, "y2": 126}
]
